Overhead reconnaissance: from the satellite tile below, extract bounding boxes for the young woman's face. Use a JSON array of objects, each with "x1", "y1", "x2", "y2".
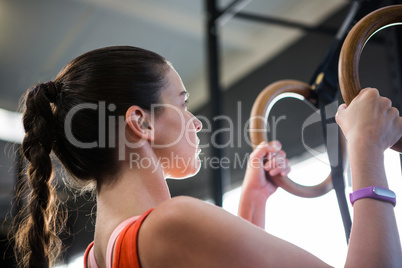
[{"x1": 152, "y1": 67, "x2": 202, "y2": 179}]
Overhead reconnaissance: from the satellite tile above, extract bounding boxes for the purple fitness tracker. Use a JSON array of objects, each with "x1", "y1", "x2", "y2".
[{"x1": 349, "y1": 186, "x2": 396, "y2": 207}]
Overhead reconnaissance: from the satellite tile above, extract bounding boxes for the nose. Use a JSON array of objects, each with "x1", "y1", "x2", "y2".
[{"x1": 193, "y1": 116, "x2": 202, "y2": 132}]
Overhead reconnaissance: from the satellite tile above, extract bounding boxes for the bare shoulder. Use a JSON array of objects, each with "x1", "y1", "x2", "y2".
[
  {"x1": 139, "y1": 196, "x2": 224, "y2": 242},
  {"x1": 137, "y1": 196, "x2": 238, "y2": 267},
  {"x1": 143, "y1": 196, "x2": 227, "y2": 228},
  {"x1": 137, "y1": 196, "x2": 331, "y2": 268},
  {"x1": 149, "y1": 195, "x2": 209, "y2": 220}
]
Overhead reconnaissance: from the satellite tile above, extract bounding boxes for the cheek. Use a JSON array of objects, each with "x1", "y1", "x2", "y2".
[
  {"x1": 155, "y1": 116, "x2": 185, "y2": 146},
  {"x1": 154, "y1": 105, "x2": 200, "y2": 153}
]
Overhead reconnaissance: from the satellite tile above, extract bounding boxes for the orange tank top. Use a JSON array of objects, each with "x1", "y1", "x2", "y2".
[{"x1": 84, "y1": 208, "x2": 154, "y2": 268}]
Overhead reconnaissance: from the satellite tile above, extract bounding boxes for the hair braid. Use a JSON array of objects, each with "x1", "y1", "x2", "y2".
[{"x1": 14, "y1": 83, "x2": 63, "y2": 267}]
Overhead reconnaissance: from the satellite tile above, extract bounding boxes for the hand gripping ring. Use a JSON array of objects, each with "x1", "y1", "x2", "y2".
[
  {"x1": 250, "y1": 80, "x2": 346, "y2": 198},
  {"x1": 339, "y1": 4, "x2": 402, "y2": 152}
]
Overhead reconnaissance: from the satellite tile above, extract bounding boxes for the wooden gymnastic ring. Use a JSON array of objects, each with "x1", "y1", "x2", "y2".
[
  {"x1": 250, "y1": 80, "x2": 345, "y2": 198},
  {"x1": 339, "y1": 5, "x2": 402, "y2": 152}
]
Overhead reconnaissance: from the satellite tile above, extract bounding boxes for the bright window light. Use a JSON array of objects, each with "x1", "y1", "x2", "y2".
[
  {"x1": 54, "y1": 254, "x2": 84, "y2": 268},
  {"x1": 0, "y1": 108, "x2": 24, "y2": 143}
]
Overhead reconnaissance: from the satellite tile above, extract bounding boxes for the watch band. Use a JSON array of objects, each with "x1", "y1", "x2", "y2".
[{"x1": 349, "y1": 186, "x2": 396, "y2": 207}]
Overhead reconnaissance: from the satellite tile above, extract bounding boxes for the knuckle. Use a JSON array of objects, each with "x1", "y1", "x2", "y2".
[
  {"x1": 381, "y1": 97, "x2": 392, "y2": 108},
  {"x1": 390, "y1": 107, "x2": 399, "y2": 116}
]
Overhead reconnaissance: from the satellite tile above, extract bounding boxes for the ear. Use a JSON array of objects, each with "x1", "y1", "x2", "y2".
[{"x1": 125, "y1": 106, "x2": 154, "y2": 141}]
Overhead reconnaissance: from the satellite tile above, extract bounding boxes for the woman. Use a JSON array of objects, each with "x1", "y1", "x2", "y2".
[{"x1": 14, "y1": 46, "x2": 402, "y2": 267}]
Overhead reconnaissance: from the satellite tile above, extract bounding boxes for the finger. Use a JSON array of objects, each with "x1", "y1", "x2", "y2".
[
  {"x1": 264, "y1": 150, "x2": 286, "y2": 168},
  {"x1": 269, "y1": 168, "x2": 281, "y2": 177},
  {"x1": 251, "y1": 141, "x2": 281, "y2": 160},
  {"x1": 380, "y1": 97, "x2": 392, "y2": 113},
  {"x1": 359, "y1": 87, "x2": 379, "y2": 98},
  {"x1": 280, "y1": 165, "x2": 291, "y2": 177},
  {"x1": 269, "y1": 165, "x2": 289, "y2": 177},
  {"x1": 265, "y1": 141, "x2": 282, "y2": 159},
  {"x1": 336, "y1": 103, "x2": 347, "y2": 114},
  {"x1": 387, "y1": 106, "x2": 399, "y2": 120},
  {"x1": 266, "y1": 147, "x2": 285, "y2": 162},
  {"x1": 268, "y1": 162, "x2": 291, "y2": 177},
  {"x1": 335, "y1": 104, "x2": 346, "y2": 120},
  {"x1": 280, "y1": 159, "x2": 291, "y2": 176},
  {"x1": 350, "y1": 87, "x2": 378, "y2": 106},
  {"x1": 267, "y1": 140, "x2": 281, "y2": 148},
  {"x1": 335, "y1": 104, "x2": 348, "y2": 131},
  {"x1": 387, "y1": 107, "x2": 402, "y2": 139},
  {"x1": 265, "y1": 151, "x2": 287, "y2": 171},
  {"x1": 397, "y1": 116, "x2": 402, "y2": 133}
]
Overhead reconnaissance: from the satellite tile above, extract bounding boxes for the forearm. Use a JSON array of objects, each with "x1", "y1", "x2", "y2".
[
  {"x1": 237, "y1": 141, "x2": 284, "y2": 229},
  {"x1": 346, "y1": 144, "x2": 402, "y2": 267},
  {"x1": 238, "y1": 189, "x2": 266, "y2": 229}
]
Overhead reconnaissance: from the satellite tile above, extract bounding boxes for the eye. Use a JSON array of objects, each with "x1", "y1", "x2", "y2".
[{"x1": 184, "y1": 99, "x2": 189, "y2": 109}]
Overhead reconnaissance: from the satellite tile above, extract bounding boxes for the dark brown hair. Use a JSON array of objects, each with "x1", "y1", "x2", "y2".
[{"x1": 13, "y1": 46, "x2": 170, "y2": 267}]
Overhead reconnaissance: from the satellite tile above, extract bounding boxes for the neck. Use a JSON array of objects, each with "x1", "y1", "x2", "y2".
[
  {"x1": 91, "y1": 145, "x2": 171, "y2": 267},
  {"x1": 95, "y1": 151, "x2": 171, "y2": 226}
]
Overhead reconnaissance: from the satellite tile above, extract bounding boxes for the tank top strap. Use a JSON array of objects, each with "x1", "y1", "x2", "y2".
[
  {"x1": 87, "y1": 242, "x2": 99, "y2": 268},
  {"x1": 86, "y1": 216, "x2": 141, "y2": 268},
  {"x1": 106, "y1": 216, "x2": 141, "y2": 268}
]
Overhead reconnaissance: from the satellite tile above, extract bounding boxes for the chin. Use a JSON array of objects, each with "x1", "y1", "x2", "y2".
[{"x1": 167, "y1": 160, "x2": 201, "y2": 180}]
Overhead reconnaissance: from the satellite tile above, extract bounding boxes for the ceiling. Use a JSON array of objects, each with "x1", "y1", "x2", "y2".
[{"x1": 0, "y1": 0, "x2": 348, "y2": 116}]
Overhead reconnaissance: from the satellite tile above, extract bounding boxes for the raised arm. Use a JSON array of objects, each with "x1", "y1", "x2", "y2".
[
  {"x1": 238, "y1": 141, "x2": 289, "y2": 228},
  {"x1": 336, "y1": 87, "x2": 402, "y2": 267}
]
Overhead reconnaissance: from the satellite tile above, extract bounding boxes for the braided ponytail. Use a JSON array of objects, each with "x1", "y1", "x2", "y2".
[{"x1": 14, "y1": 82, "x2": 64, "y2": 267}]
